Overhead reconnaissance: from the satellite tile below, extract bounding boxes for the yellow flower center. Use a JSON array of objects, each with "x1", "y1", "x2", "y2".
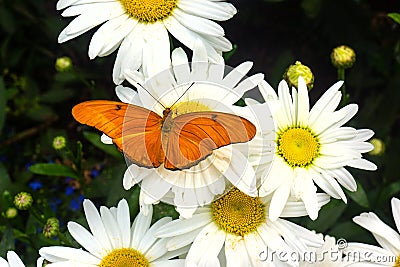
[
  {"x1": 211, "y1": 188, "x2": 266, "y2": 237},
  {"x1": 394, "y1": 256, "x2": 400, "y2": 267},
  {"x1": 119, "y1": 0, "x2": 178, "y2": 23},
  {"x1": 277, "y1": 127, "x2": 320, "y2": 168},
  {"x1": 171, "y1": 100, "x2": 211, "y2": 118},
  {"x1": 99, "y1": 248, "x2": 149, "y2": 267}
]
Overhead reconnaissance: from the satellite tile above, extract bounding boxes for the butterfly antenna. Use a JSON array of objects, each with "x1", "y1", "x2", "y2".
[
  {"x1": 135, "y1": 83, "x2": 166, "y2": 109},
  {"x1": 171, "y1": 82, "x2": 195, "y2": 108}
]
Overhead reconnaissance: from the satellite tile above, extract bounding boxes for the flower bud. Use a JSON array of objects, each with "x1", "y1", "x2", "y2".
[
  {"x1": 14, "y1": 192, "x2": 33, "y2": 210},
  {"x1": 43, "y1": 217, "x2": 60, "y2": 238},
  {"x1": 55, "y1": 56, "x2": 73, "y2": 72},
  {"x1": 3, "y1": 207, "x2": 18, "y2": 219},
  {"x1": 283, "y1": 61, "x2": 314, "y2": 90},
  {"x1": 331, "y1": 45, "x2": 356, "y2": 69},
  {"x1": 53, "y1": 136, "x2": 66, "y2": 150},
  {"x1": 369, "y1": 138, "x2": 385, "y2": 156}
]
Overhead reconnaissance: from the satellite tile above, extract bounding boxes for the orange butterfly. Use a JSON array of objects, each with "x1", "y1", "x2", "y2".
[{"x1": 72, "y1": 99, "x2": 256, "y2": 170}]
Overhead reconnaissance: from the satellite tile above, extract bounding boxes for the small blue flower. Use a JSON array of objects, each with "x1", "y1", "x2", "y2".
[
  {"x1": 25, "y1": 162, "x2": 33, "y2": 171},
  {"x1": 90, "y1": 169, "x2": 100, "y2": 178},
  {"x1": 29, "y1": 180, "x2": 43, "y2": 191},
  {"x1": 70, "y1": 195, "x2": 84, "y2": 211},
  {"x1": 49, "y1": 197, "x2": 62, "y2": 212},
  {"x1": 65, "y1": 186, "x2": 74, "y2": 196},
  {"x1": 0, "y1": 155, "x2": 7, "y2": 162}
]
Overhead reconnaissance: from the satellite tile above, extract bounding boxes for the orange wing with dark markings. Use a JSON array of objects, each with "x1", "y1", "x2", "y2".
[
  {"x1": 72, "y1": 100, "x2": 165, "y2": 168},
  {"x1": 72, "y1": 101, "x2": 256, "y2": 170},
  {"x1": 163, "y1": 111, "x2": 256, "y2": 170}
]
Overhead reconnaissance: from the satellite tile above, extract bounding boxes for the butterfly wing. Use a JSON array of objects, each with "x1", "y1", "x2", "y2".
[
  {"x1": 72, "y1": 100, "x2": 164, "y2": 168},
  {"x1": 163, "y1": 111, "x2": 256, "y2": 170}
]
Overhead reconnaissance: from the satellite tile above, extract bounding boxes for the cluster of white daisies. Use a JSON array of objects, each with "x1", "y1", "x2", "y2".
[{"x1": 3, "y1": 0, "x2": 399, "y2": 267}]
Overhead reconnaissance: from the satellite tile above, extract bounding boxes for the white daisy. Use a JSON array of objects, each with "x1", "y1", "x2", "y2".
[
  {"x1": 155, "y1": 187, "x2": 331, "y2": 267},
  {"x1": 56, "y1": 0, "x2": 236, "y2": 84},
  {"x1": 245, "y1": 77, "x2": 377, "y2": 221},
  {"x1": 0, "y1": 251, "x2": 25, "y2": 267},
  {"x1": 101, "y1": 41, "x2": 271, "y2": 218},
  {"x1": 38, "y1": 199, "x2": 187, "y2": 266},
  {"x1": 343, "y1": 197, "x2": 400, "y2": 266}
]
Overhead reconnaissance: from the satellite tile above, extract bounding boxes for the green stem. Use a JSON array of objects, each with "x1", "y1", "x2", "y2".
[
  {"x1": 60, "y1": 146, "x2": 85, "y2": 184},
  {"x1": 337, "y1": 67, "x2": 349, "y2": 105},
  {"x1": 30, "y1": 207, "x2": 74, "y2": 247},
  {"x1": 30, "y1": 206, "x2": 46, "y2": 224},
  {"x1": 71, "y1": 67, "x2": 94, "y2": 91},
  {"x1": 57, "y1": 231, "x2": 73, "y2": 246}
]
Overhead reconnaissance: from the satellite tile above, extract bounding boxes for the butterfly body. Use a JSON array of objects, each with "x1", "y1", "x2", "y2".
[{"x1": 72, "y1": 100, "x2": 256, "y2": 170}]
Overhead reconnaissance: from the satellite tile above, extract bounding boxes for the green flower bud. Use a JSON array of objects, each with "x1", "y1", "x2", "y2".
[
  {"x1": 3, "y1": 190, "x2": 12, "y2": 202},
  {"x1": 14, "y1": 192, "x2": 33, "y2": 210},
  {"x1": 43, "y1": 217, "x2": 60, "y2": 238},
  {"x1": 283, "y1": 61, "x2": 314, "y2": 90},
  {"x1": 53, "y1": 136, "x2": 66, "y2": 150},
  {"x1": 3, "y1": 207, "x2": 18, "y2": 219},
  {"x1": 331, "y1": 45, "x2": 356, "y2": 69},
  {"x1": 369, "y1": 138, "x2": 385, "y2": 156},
  {"x1": 38, "y1": 259, "x2": 49, "y2": 267},
  {"x1": 55, "y1": 56, "x2": 73, "y2": 72}
]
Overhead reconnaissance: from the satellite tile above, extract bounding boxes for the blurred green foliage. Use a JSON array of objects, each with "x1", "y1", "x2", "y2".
[{"x1": 0, "y1": 0, "x2": 400, "y2": 265}]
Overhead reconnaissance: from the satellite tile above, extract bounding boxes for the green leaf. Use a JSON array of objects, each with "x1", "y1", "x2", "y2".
[
  {"x1": 0, "y1": 163, "x2": 11, "y2": 193},
  {"x1": 329, "y1": 221, "x2": 363, "y2": 240},
  {"x1": 0, "y1": 7, "x2": 16, "y2": 34},
  {"x1": 83, "y1": 131, "x2": 122, "y2": 159},
  {"x1": 0, "y1": 77, "x2": 6, "y2": 132},
  {"x1": 347, "y1": 180, "x2": 369, "y2": 208},
  {"x1": 223, "y1": 44, "x2": 238, "y2": 61},
  {"x1": 41, "y1": 88, "x2": 74, "y2": 103},
  {"x1": 388, "y1": 13, "x2": 400, "y2": 25},
  {"x1": 0, "y1": 226, "x2": 14, "y2": 256},
  {"x1": 76, "y1": 141, "x2": 83, "y2": 171},
  {"x1": 379, "y1": 180, "x2": 400, "y2": 201},
  {"x1": 5, "y1": 87, "x2": 18, "y2": 99},
  {"x1": 306, "y1": 199, "x2": 347, "y2": 232},
  {"x1": 29, "y1": 163, "x2": 80, "y2": 179},
  {"x1": 26, "y1": 104, "x2": 54, "y2": 121},
  {"x1": 152, "y1": 202, "x2": 179, "y2": 223},
  {"x1": 54, "y1": 72, "x2": 76, "y2": 83}
]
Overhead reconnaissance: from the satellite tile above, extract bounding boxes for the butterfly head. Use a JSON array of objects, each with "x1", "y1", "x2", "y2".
[{"x1": 163, "y1": 108, "x2": 171, "y2": 117}]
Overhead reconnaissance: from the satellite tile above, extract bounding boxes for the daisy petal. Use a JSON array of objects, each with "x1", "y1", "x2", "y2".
[
  {"x1": 178, "y1": 0, "x2": 236, "y2": 21},
  {"x1": 392, "y1": 198, "x2": 400, "y2": 234},
  {"x1": 173, "y1": 9, "x2": 224, "y2": 37},
  {"x1": 82, "y1": 199, "x2": 112, "y2": 251},
  {"x1": 7, "y1": 251, "x2": 24, "y2": 267},
  {"x1": 187, "y1": 223, "x2": 225, "y2": 266}
]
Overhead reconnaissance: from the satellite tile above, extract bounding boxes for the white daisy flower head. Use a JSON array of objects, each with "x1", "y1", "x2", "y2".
[
  {"x1": 38, "y1": 198, "x2": 187, "y2": 266},
  {"x1": 343, "y1": 197, "x2": 400, "y2": 266},
  {"x1": 56, "y1": 0, "x2": 236, "y2": 84},
  {"x1": 155, "y1": 186, "x2": 331, "y2": 267},
  {"x1": 0, "y1": 251, "x2": 26, "y2": 267},
  {"x1": 101, "y1": 41, "x2": 274, "y2": 218},
  {"x1": 246, "y1": 77, "x2": 377, "y2": 221}
]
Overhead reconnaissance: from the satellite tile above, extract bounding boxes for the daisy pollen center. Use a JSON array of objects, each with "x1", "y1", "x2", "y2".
[
  {"x1": 99, "y1": 248, "x2": 149, "y2": 267},
  {"x1": 277, "y1": 127, "x2": 320, "y2": 168},
  {"x1": 394, "y1": 256, "x2": 400, "y2": 267},
  {"x1": 171, "y1": 100, "x2": 211, "y2": 118},
  {"x1": 211, "y1": 187, "x2": 266, "y2": 237},
  {"x1": 119, "y1": 0, "x2": 177, "y2": 23}
]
